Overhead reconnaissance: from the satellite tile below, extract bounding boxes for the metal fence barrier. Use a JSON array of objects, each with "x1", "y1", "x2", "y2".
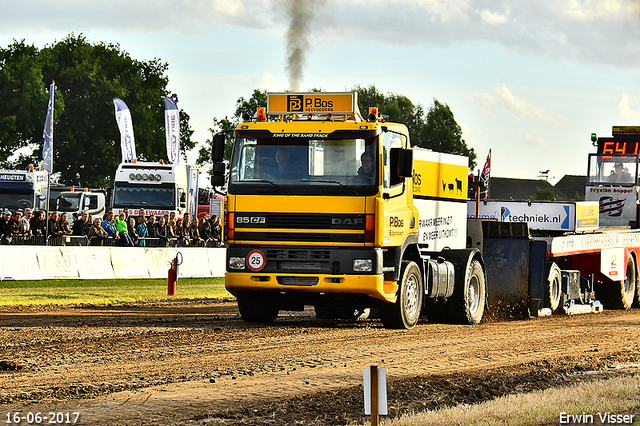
[{"x1": 1, "y1": 233, "x2": 224, "y2": 248}]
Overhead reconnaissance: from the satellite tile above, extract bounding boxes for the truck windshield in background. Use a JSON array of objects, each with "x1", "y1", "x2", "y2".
[
  {"x1": 112, "y1": 183, "x2": 175, "y2": 209},
  {"x1": 587, "y1": 154, "x2": 639, "y2": 185},
  {"x1": 0, "y1": 192, "x2": 35, "y2": 211},
  {"x1": 229, "y1": 136, "x2": 378, "y2": 196}
]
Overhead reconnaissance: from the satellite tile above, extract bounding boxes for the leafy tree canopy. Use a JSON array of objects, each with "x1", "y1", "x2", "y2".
[
  {"x1": 0, "y1": 34, "x2": 195, "y2": 187},
  {"x1": 353, "y1": 85, "x2": 477, "y2": 170},
  {"x1": 198, "y1": 85, "x2": 476, "y2": 172},
  {"x1": 530, "y1": 187, "x2": 560, "y2": 201}
]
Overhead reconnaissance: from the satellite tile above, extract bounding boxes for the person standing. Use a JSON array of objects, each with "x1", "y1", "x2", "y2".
[
  {"x1": 87, "y1": 217, "x2": 109, "y2": 246},
  {"x1": 19, "y1": 208, "x2": 32, "y2": 237},
  {"x1": 115, "y1": 212, "x2": 133, "y2": 247},
  {"x1": 101, "y1": 211, "x2": 118, "y2": 244},
  {"x1": 136, "y1": 215, "x2": 148, "y2": 247},
  {"x1": 155, "y1": 216, "x2": 169, "y2": 247}
]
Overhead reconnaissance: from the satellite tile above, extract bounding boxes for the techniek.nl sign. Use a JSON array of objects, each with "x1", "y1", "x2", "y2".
[{"x1": 467, "y1": 201, "x2": 576, "y2": 231}]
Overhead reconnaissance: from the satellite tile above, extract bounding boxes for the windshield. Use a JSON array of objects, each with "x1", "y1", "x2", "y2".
[
  {"x1": 57, "y1": 193, "x2": 82, "y2": 212},
  {"x1": 588, "y1": 154, "x2": 639, "y2": 185},
  {"x1": 0, "y1": 192, "x2": 33, "y2": 210},
  {"x1": 229, "y1": 136, "x2": 378, "y2": 195},
  {"x1": 113, "y1": 183, "x2": 176, "y2": 208}
]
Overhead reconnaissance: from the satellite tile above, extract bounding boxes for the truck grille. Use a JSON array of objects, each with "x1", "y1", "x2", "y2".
[{"x1": 234, "y1": 213, "x2": 366, "y2": 244}]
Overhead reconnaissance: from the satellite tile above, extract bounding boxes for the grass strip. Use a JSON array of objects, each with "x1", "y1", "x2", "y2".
[{"x1": 0, "y1": 277, "x2": 229, "y2": 306}]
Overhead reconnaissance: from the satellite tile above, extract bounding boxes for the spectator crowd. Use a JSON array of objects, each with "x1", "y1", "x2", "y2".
[{"x1": 0, "y1": 207, "x2": 223, "y2": 248}]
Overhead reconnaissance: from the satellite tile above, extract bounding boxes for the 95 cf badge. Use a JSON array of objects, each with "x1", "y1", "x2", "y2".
[{"x1": 247, "y1": 250, "x2": 266, "y2": 271}]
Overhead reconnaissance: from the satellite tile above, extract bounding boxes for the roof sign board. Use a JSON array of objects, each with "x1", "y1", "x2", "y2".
[
  {"x1": 267, "y1": 92, "x2": 357, "y2": 115},
  {"x1": 613, "y1": 126, "x2": 640, "y2": 136}
]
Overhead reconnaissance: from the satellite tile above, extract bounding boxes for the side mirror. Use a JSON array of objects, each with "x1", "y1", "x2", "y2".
[
  {"x1": 211, "y1": 175, "x2": 225, "y2": 187},
  {"x1": 211, "y1": 162, "x2": 226, "y2": 188},
  {"x1": 397, "y1": 148, "x2": 413, "y2": 179},
  {"x1": 212, "y1": 133, "x2": 226, "y2": 163}
]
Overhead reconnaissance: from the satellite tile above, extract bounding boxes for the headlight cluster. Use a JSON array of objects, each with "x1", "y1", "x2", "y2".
[
  {"x1": 353, "y1": 259, "x2": 373, "y2": 272},
  {"x1": 129, "y1": 173, "x2": 162, "y2": 182},
  {"x1": 228, "y1": 257, "x2": 246, "y2": 270}
]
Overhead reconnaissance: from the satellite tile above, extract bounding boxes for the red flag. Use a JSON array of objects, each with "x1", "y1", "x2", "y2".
[
  {"x1": 481, "y1": 150, "x2": 491, "y2": 182},
  {"x1": 480, "y1": 150, "x2": 490, "y2": 199}
]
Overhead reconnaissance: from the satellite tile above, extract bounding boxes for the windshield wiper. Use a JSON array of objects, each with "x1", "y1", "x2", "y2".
[
  {"x1": 298, "y1": 179, "x2": 359, "y2": 195},
  {"x1": 246, "y1": 179, "x2": 291, "y2": 195}
]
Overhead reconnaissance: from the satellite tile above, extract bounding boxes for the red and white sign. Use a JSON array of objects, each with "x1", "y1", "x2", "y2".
[{"x1": 246, "y1": 250, "x2": 266, "y2": 271}]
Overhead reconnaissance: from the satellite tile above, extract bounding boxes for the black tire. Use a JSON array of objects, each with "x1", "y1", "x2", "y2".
[
  {"x1": 422, "y1": 298, "x2": 448, "y2": 324},
  {"x1": 381, "y1": 261, "x2": 423, "y2": 329},
  {"x1": 314, "y1": 305, "x2": 335, "y2": 319},
  {"x1": 314, "y1": 306, "x2": 370, "y2": 320},
  {"x1": 545, "y1": 263, "x2": 562, "y2": 312},
  {"x1": 449, "y1": 259, "x2": 486, "y2": 325},
  {"x1": 237, "y1": 292, "x2": 279, "y2": 323},
  {"x1": 598, "y1": 255, "x2": 636, "y2": 310}
]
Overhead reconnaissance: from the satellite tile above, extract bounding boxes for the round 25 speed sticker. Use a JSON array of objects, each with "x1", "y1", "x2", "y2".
[{"x1": 246, "y1": 250, "x2": 266, "y2": 271}]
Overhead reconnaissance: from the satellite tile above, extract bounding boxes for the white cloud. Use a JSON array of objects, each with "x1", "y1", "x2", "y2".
[
  {"x1": 473, "y1": 84, "x2": 564, "y2": 125},
  {"x1": 480, "y1": 9, "x2": 508, "y2": 24},
  {"x1": 619, "y1": 93, "x2": 640, "y2": 119},
  {"x1": 494, "y1": 84, "x2": 565, "y2": 125},
  {"x1": 523, "y1": 134, "x2": 549, "y2": 147},
  {"x1": 2, "y1": 0, "x2": 640, "y2": 69},
  {"x1": 473, "y1": 92, "x2": 496, "y2": 116}
]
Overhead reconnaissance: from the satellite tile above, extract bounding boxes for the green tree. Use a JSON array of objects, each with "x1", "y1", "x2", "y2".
[
  {"x1": 353, "y1": 85, "x2": 476, "y2": 169},
  {"x1": 0, "y1": 40, "x2": 49, "y2": 164},
  {"x1": 0, "y1": 34, "x2": 196, "y2": 187},
  {"x1": 530, "y1": 187, "x2": 559, "y2": 201},
  {"x1": 197, "y1": 89, "x2": 268, "y2": 173}
]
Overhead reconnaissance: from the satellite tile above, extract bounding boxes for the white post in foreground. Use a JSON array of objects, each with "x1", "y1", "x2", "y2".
[{"x1": 364, "y1": 365, "x2": 388, "y2": 426}]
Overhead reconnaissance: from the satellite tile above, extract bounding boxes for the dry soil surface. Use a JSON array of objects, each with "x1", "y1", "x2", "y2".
[{"x1": 1, "y1": 301, "x2": 640, "y2": 425}]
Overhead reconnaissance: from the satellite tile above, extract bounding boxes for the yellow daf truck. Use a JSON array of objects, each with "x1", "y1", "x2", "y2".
[{"x1": 211, "y1": 92, "x2": 484, "y2": 329}]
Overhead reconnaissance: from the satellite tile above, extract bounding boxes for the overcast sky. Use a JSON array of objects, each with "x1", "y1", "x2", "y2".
[{"x1": 2, "y1": 0, "x2": 640, "y2": 184}]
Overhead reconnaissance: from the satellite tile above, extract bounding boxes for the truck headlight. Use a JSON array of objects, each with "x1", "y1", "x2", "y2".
[
  {"x1": 353, "y1": 259, "x2": 373, "y2": 272},
  {"x1": 228, "y1": 256, "x2": 246, "y2": 270}
]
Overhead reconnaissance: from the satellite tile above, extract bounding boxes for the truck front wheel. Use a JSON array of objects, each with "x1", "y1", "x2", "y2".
[
  {"x1": 381, "y1": 261, "x2": 423, "y2": 329},
  {"x1": 237, "y1": 292, "x2": 280, "y2": 323},
  {"x1": 450, "y1": 259, "x2": 486, "y2": 325}
]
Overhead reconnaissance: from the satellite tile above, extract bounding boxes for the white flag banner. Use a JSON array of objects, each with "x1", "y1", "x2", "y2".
[
  {"x1": 165, "y1": 96, "x2": 181, "y2": 164},
  {"x1": 114, "y1": 98, "x2": 136, "y2": 162},
  {"x1": 42, "y1": 82, "x2": 55, "y2": 174}
]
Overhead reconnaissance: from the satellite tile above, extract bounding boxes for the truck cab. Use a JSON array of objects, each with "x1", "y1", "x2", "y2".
[
  {"x1": 55, "y1": 189, "x2": 107, "y2": 220},
  {"x1": 0, "y1": 169, "x2": 48, "y2": 212},
  {"x1": 112, "y1": 161, "x2": 199, "y2": 219},
  {"x1": 586, "y1": 127, "x2": 640, "y2": 228},
  {"x1": 212, "y1": 92, "x2": 482, "y2": 329}
]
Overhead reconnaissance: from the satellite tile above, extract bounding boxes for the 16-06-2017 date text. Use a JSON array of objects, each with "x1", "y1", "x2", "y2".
[{"x1": 5, "y1": 412, "x2": 80, "y2": 424}]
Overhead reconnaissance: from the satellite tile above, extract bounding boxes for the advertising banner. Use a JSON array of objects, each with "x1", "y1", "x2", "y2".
[
  {"x1": 165, "y1": 96, "x2": 181, "y2": 164},
  {"x1": 114, "y1": 98, "x2": 137, "y2": 163},
  {"x1": 0, "y1": 247, "x2": 41, "y2": 280},
  {"x1": 468, "y1": 200, "x2": 578, "y2": 232},
  {"x1": 75, "y1": 247, "x2": 115, "y2": 279}
]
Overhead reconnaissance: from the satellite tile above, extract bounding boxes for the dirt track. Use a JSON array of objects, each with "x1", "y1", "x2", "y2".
[{"x1": 1, "y1": 301, "x2": 640, "y2": 425}]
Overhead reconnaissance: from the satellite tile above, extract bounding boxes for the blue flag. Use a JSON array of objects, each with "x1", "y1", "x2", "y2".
[
  {"x1": 42, "y1": 82, "x2": 54, "y2": 173},
  {"x1": 114, "y1": 98, "x2": 137, "y2": 162},
  {"x1": 165, "y1": 96, "x2": 181, "y2": 164}
]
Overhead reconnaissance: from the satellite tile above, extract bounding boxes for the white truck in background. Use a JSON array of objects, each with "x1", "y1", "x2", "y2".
[
  {"x1": 0, "y1": 168, "x2": 48, "y2": 212},
  {"x1": 111, "y1": 161, "x2": 199, "y2": 219},
  {"x1": 54, "y1": 188, "x2": 108, "y2": 220}
]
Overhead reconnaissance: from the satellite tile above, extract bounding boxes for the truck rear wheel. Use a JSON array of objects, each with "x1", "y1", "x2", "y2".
[
  {"x1": 450, "y1": 259, "x2": 486, "y2": 325},
  {"x1": 381, "y1": 261, "x2": 423, "y2": 329},
  {"x1": 546, "y1": 263, "x2": 562, "y2": 312},
  {"x1": 237, "y1": 292, "x2": 279, "y2": 323},
  {"x1": 597, "y1": 255, "x2": 636, "y2": 310}
]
